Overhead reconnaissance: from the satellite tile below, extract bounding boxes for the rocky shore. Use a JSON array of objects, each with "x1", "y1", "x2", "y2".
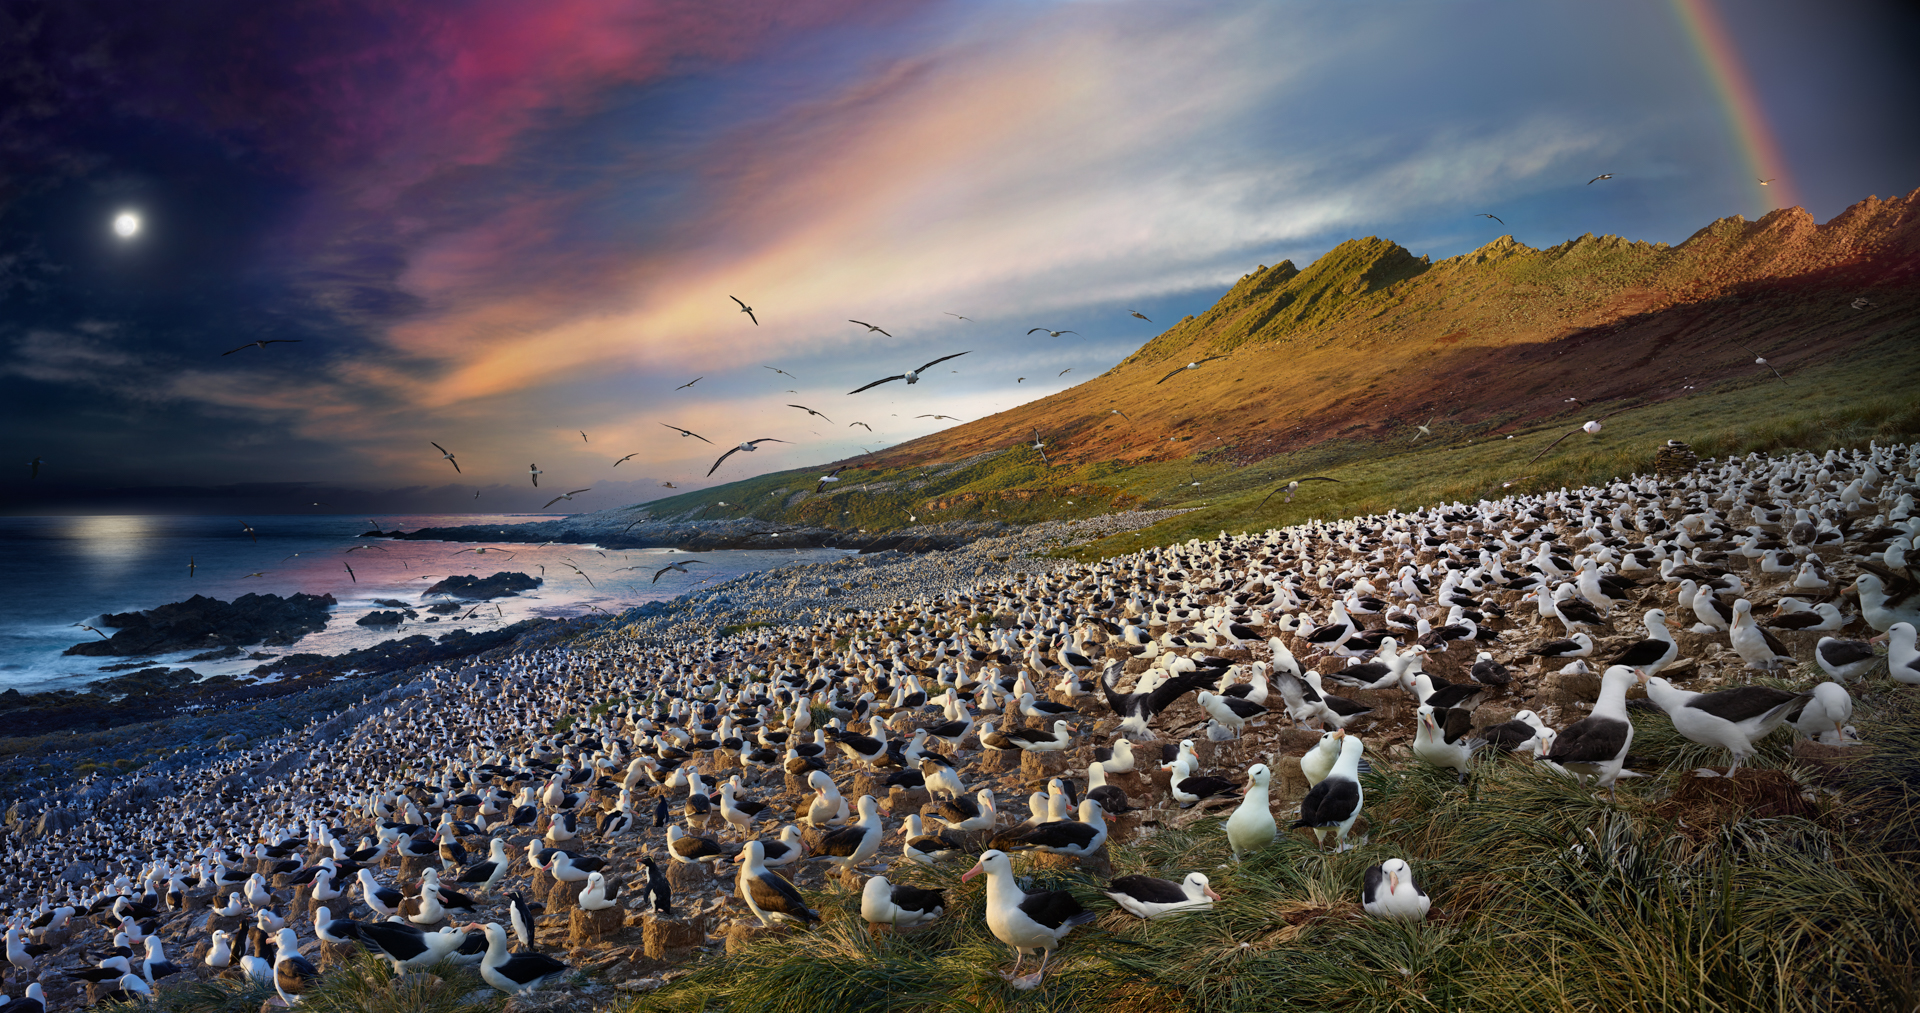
[{"x1": 0, "y1": 510, "x2": 1181, "y2": 809}]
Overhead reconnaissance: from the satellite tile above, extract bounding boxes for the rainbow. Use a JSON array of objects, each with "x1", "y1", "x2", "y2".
[{"x1": 1671, "y1": 0, "x2": 1796, "y2": 210}]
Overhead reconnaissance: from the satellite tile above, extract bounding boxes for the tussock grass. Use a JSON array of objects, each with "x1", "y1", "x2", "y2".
[{"x1": 615, "y1": 715, "x2": 1920, "y2": 1013}]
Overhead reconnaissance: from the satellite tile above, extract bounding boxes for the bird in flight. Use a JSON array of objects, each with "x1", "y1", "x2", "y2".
[
  {"x1": 1731, "y1": 340, "x2": 1788, "y2": 384},
  {"x1": 613, "y1": 453, "x2": 638, "y2": 467},
  {"x1": 240, "y1": 522, "x2": 258, "y2": 544},
  {"x1": 542, "y1": 488, "x2": 592, "y2": 510},
  {"x1": 430, "y1": 442, "x2": 460, "y2": 473},
  {"x1": 1586, "y1": 174, "x2": 1613, "y2": 185},
  {"x1": 1128, "y1": 310, "x2": 1153, "y2": 323},
  {"x1": 1029, "y1": 429, "x2": 1049, "y2": 465},
  {"x1": 342, "y1": 561, "x2": 356, "y2": 583},
  {"x1": 187, "y1": 557, "x2": 195, "y2": 577},
  {"x1": 660, "y1": 481, "x2": 677, "y2": 488},
  {"x1": 1016, "y1": 377, "x2": 1025, "y2": 383},
  {"x1": 1758, "y1": 178, "x2": 1775, "y2": 186},
  {"x1": 451, "y1": 546, "x2": 517, "y2": 558},
  {"x1": 1475, "y1": 213, "x2": 1505, "y2": 225},
  {"x1": 789, "y1": 404, "x2": 833, "y2": 423},
  {"x1": 815, "y1": 465, "x2": 848, "y2": 493},
  {"x1": 1258, "y1": 476, "x2": 1341, "y2": 508},
  {"x1": 28, "y1": 457, "x2": 41, "y2": 479},
  {"x1": 1526, "y1": 403, "x2": 1649, "y2": 464},
  {"x1": 730, "y1": 296, "x2": 758, "y2": 325},
  {"x1": 73, "y1": 623, "x2": 108, "y2": 640},
  {"x1": 241, "y1": 571, "x2": 267, "y2": 579},
  {"x1": 764, "y1": 365, "x2": 799, "y2": 380},
  {"x1": 849, "y1": 421, "x2": 872, "y2": 431},
  {"x1": 660, "y1": 423, "x2": 712, "y2": 444},
  {"x1": 676, "y1": 377, "x2": 703, "y2": 390},
  {"x1": 708, "y1": 438, "x2": 789, "y2": 476},
  {"x1": 653, "y1": 560, "x2": 707, "y2": 583},
  {"x1": 915, "y1": 414, "x2": 963, "y2": 422},
  {"x1": 1058, "y1": 368, "x2": 1073, "y2": 377},
  {"x1": 1411, "y1": 416, "x2": 1436, "y2": 441},
  {"x1": 1157, "y1": 356, "x2": 1227, "y2": 384},
  {"x1": 1852, "y1": 297, "x2": 1873, "y2": 310},
  {"x1": 1109, "y1": 408, "x2": 1131, "y2": 421},
  {"x1": 944, "y1": 312, "x2": 971, "y2": 321},
  {"x1": 1027, "y1": 328, "x2": 1077, "y2": 337},
  {"x1": 528, "y1": 463, "x2": 542, "y2": 487},
  {"x1": 222, "y1": 339, "x2": 302, "y2": 356},
  {"x1": 848, "y1": 352, "x2": 970, "y2": 394},
  {"x1": 848, "y1": 320, "x2": 891, "y2": 337},
  {"x1": 579, "y1": 431, "x2": 589, "y2": 443}
]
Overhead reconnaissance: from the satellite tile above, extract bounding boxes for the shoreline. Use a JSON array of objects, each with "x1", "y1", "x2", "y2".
[{"x1": 0, "y1": 509, "x2": 1180, "y2": 806}]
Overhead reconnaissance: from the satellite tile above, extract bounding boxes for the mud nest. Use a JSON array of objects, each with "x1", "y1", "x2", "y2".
[{"x1": 1655, "y1": 439, "x2": 1701, "y2": 477}]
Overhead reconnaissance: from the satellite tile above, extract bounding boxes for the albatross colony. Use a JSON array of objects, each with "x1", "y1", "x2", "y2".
[{"x1": 4, "y1": 442, "x2": 1918, "y2": 1005}]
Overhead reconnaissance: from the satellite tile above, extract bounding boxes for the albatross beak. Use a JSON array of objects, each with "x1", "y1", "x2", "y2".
[
  {"x1": 1204, "y1": 887, "x2": 1221, "y2": 902},
  {"x1": 960, "y1": 863, "x2": 984, "y2": 883}
]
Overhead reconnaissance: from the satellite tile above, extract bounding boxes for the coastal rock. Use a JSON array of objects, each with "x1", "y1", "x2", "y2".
[
  {"x1": 62, "y1": 592, "x2": 336, "y2": 657},
  {"x1": 356, "y1": 611, "x2": 406, "y2": 626},
  {"x1": 420, "y1": 572, "x2": 541, "y2": 600}
]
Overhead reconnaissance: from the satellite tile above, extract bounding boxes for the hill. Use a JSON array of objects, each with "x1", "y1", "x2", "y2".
[{"x1": 629, "y1": 190, "x2": 1920, "y2": 552}]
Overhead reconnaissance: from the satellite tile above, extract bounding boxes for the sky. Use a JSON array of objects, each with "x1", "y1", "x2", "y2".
[{"x1": 3, "y1": 0, "x2": 1916, "y2": 515}]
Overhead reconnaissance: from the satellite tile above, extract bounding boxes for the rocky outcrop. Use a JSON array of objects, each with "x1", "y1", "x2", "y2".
[
  {"x1": 62, "y1": 592, "x2": 335, "y2": 657},
  {"x1": 420, "y1": 572, "x2": 542, "y2": 599},
  {"x1": 390, "y1": 518, "x2": 1014, "y2": 554}
]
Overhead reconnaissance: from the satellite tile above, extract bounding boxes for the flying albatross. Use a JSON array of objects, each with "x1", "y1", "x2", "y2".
[{"x1": 848, "y1": 352, "x2": 971, "y2": 394}]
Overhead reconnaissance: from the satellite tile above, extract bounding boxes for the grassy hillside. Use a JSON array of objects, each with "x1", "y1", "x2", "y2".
[{"x1": 635, "y1": 190, "x2": 1920, "y2": 556}]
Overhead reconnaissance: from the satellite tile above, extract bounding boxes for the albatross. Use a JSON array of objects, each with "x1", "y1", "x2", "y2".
[
  {"x1": 1543, "y1": 665, "x2": 1638, "y2": 796},
  {"x1": 963, "y1": 850, "x2": 1098, "y2": 990},
  {"x1": 1102, "y1": 873, "x2": 1217, "y2": 920},
  {"x1": 737, "y1": 840, "x2": 817, "y2": 928},
  {"x1": 848, "y1": 353, "x2": 971, "y2": 394},
  {"x1": 1644, "y1": 677, "x2": 1811, "y2": 775},
  {"x1": 708, "y1": 439, "x2": 789, "y2": 476},
  {"x1": 1157, "y1": 356, "x2": 1226, "y2": 384}
]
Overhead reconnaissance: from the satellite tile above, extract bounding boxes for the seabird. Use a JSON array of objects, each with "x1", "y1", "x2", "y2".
[
  {"x1": 1225, "y1": 764, "x2": 1277, "y2": 860},
  {"x1": 1474, "y1": 213, "x2": 1504, "y2": 225},
  {"x1": 1103, "y1": 873, "x2": 1217, "y2": 920},
  {"x1": 430, "y1": 442, "x2": 461, "y2": 473},
  {"x1": 1607, "y1": 609, "x2": 1678, "y2": 678},
  {"x1": 527, "y1": 463, "x2": 542, "y2": 487},
  {"x1": 471, "y1": 922, "x2": 569, "y2": 995},
  {"x1": 1645, "y1": 677, "x2": 1811, "y2": 775},
  {"x1": 1156, "y1": 356, "x2": 1227, "y2": 384},
  {"x1": 962, "y1": 850, "x2": 1098, "y2": 990},
  {"x1": 271, "y1": 928, "x2": 318, "y2": 1003},
  {"x1": 1544, "y1": 666, "x2": 1639, "y2": 795},
  {"x1": 1479, "y1": 710, "x2": 1551, "y2": 754},
  {"x1": 1005, "y1": 719, "x2": 1074, "y2": 752},
  {"x1": 1813, "y1": 637, "x2": 1877, "y2": 683},
  {"x1": 738, "y1": 841, "x2": 817, "y2": 928},
  {"x1": 1258, "y1": 477, "x2": 1341, "y2": 508},
  {"x1": 848, "y1": 353, "x2": 971, "y2": 393},
  {"x1": 659, "y1": 423, "x2": 712, "y2": 443},
  {"x1": 999, "y1": 799, "x2": 1109, "y2": 858},
  {"x1": 221, "y1": 338, "x2": 302, "y2": 355},
  {"x1": 708, "y1": 439, "x2": 789, "y2": 476},
  {"x1": 729, "y1": 296, "x2": 758, "y2": 325},
  {"x1": 788, "y1": 404, "x2": 833, "y2": 423},
  {"x1": 810, "y1": 795, "x2": 885, "y2": 871},
  {"x1": 1291, "y1": 733, "x2": 1365, "y2": 851},
  {"x1": 652, "y1": 560, "x2": 706, "y2": 583},
  {"x1": 1587, "y1": 173, "x2": 1613, "y2": 184},
  {"x1": 860, "y1": 875, "x2": 945, "y2": 929},
  {"x1": 1787, "y1": 681, "x2": 1853, "y2": 744},
  {"x1": 1027, "y1": 328, "x2": 1078, "y2": 337},
  {"x1": 1361, "y1": 858, "x2": 1431, "y2": 921},
  {"x1": 541, "y1": 489, "x2": 592, "y2": 510}
]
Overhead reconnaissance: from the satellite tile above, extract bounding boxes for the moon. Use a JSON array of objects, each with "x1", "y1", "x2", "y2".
[{"x1": 113, "y1": 212, "x2": 140, "y2": 238}]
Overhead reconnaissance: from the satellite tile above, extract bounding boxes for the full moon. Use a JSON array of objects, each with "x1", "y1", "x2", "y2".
[{"x1": 112, "y1": 212, "x2": 140, "y2": 238}]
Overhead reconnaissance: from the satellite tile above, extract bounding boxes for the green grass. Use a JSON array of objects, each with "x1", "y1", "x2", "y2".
[
  {"x1": 619, "y1": 327, "x2": 1920, "y2": 564},
  {"x1": 613, "y1": 690, "x2": 1920, "y2": 1013},
  {"x1": 1061, "y1": 331, "x2": 1920, "y2": 560}
]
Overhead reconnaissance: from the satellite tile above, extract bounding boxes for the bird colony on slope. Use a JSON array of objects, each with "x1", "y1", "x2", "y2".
[{"x1": 4, "y1": 442, "x2": 1919, "y2": 1004}]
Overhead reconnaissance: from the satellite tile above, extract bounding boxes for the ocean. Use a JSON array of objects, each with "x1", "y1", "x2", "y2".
[{"x1": 0, "y1": 514, "x2": 852, "y2": 693}]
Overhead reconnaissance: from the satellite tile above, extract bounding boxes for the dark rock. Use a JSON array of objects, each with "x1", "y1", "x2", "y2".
[
  {"x1": 62, "y1": 592, "x2": 336, "y2": 657},
  {"x1": 186, "y1": 645, "x2": 244, "y2": 661},
  {"x1": 420, "y1": 572, "x2": 541, "y2": 600},
  {"x1": 251, "y1": 619, "x2": 552, "y2": 681},
  {"x1": 357, "y1": 611, "x2": 406, "y2": 626},
  {"x1": 373, "y1": 599, "x2": 409, "y2": 608},
  {"x1": 425, "y1": 603, "x2": 462, "y2": 614}
]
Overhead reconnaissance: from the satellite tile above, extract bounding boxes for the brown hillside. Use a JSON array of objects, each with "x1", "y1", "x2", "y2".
[{"x1": 868, "y1": 190, "x2": 1920, "y2": 469}]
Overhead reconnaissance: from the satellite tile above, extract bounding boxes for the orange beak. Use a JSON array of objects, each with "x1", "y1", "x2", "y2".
[{"x1": 960, "y1": 863, "x2": 984, "y2": 883}]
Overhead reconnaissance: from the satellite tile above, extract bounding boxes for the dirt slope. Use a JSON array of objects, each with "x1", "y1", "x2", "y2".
[{"x1": 866, "y1": 190, "x2": 1920, "y2": 470}]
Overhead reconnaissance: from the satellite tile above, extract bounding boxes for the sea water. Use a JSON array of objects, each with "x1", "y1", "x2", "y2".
[{"x1": 0, "y1": 514, "x2": 851, "y2": 692}]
